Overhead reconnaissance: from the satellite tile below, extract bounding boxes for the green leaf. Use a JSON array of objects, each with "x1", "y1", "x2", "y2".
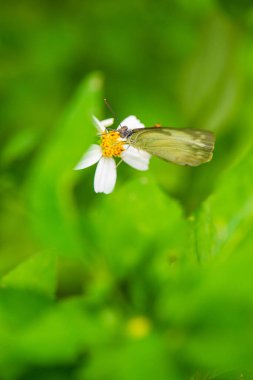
[
  {"x1": 179, "y1": 14, "x2": 239, "y2": 132},
  {"x1": 158, "y1": 251, "x2": 253, "y2": 373},
  {"x1": 194, "y1": 147, "x2": 253, "y2": 263},
  {"x1": 1, "y1": 252, "x2": 56, "y2": 298},
  {"x1": 0, "y1": 292, "x2": 114, "y2": 378},
  {"x1": 88, "y1": 175, "x2": 189, "y2": 278},
  {"x1": 0, "y1": 289, "x2": 53, "y2": 378},
  {"x1": 27, "y1": 72, "x2": 103, "y2": 258},
  {"x1": 82, "y1": 334, "x2": 178, "y2": 380},
  {"x1": 0, "y1": 129, "x2": 40, "y2": 166}
]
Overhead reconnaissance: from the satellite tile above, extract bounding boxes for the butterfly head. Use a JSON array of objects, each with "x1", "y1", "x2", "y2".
[{"x1": 118, "y1": 126, "x2": 133, "y2": 139}]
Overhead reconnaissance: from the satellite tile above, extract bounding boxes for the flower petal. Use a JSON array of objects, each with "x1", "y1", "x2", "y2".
[
  {"x1": 74, "y1": 144, "x2": 102, "y2": 170},
  {"x1": 94, "y1": 157, "x2": 117, "y2": 194},
  {"x1": 118, "y1": 115, "x2": 145, "y2": 130},
  {"x1": 92, "y1": 115, "x2": 106, "y2": 133},
  {"x1": 101, "y1": 118, "x2": 114, "y2": 128},
  {"x1": 121, "y1": 146, "x2": 151, "y2": 171}
]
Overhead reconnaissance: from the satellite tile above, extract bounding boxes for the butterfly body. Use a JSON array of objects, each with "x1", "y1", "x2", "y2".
[{"x1": 118, "y1": 126, "x2": 215, "y2": 167}]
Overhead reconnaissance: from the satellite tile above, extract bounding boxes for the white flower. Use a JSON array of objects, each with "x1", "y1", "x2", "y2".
[{"x1": 74, "y1": 115, "x2": 151, "y2": 194}]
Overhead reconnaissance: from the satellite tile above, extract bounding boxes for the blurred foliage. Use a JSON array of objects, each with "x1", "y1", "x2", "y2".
[{"x1": 1, "y1": 0, "x2": 253, "y2": 379}]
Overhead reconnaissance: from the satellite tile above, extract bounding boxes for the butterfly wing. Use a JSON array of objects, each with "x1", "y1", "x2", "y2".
[{"x1": 127, "y1": 127, "x2": 215, "y2": 166}]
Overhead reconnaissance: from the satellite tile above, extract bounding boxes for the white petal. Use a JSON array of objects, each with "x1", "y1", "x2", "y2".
[
  {"x1": 94, "y1": 157, "x2": 117, "y2": 194},
  {"x1": 101, "y1": 118, "x2": 114, "y2": 128},
  {"x1": 74, "y1": 144, "x2": 102, "y2": 170},
  {"x1": 118, "y1": 115, "x2": 145, "y2": 130},
  {"x1": 121, "y1": 146, "x2": 151, "y2": 171},
  {"x1": 92, "y1": 115, "x2": 106, "y2": 133}
]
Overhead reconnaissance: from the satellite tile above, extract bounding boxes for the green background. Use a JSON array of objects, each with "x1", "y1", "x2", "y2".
[{"x1": 1, "y1": 0, "x2": 253, "y2": 379}]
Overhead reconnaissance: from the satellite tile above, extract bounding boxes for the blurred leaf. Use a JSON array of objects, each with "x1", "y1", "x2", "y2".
[
  {"x1": 212, "y1": 369, "x2": 253, "y2": 379},
  {"x1": 180, "y1": 13, "x2": 240, "y2": 132},
  {"x1": 0, "y1": 188, "x2": 39, "y2": 277},
  {"x1": 0, "y1": 129, "x2": 40, "y2": 166},
  {"x1": 0, "y1": 292, "x2": 115, "y2": 378},
  {"x1": 0, "y1": 289, "x2": 53, "y2": 378},
  {"x1": 82, "y1": 335, "x2": 178, "y2": 380},
  {"x1": 88, "y1": 175, "x2": 190, "y2": 278},
  {"x1": 157, "y1": 251, "x2": 253, "y2": 374},
  {"x1": 27, "y1": 72, "x2": 103, "y2": 257},
  {"x1": 0, "y1": 289, "x2": 52, "y2": 331},
  {"x1": 1, "y1": 251, "x2": 56, "y2": 298},
  {"x1": 194, "y1": 147, "x2": 253, "y2": 263},
  {"x1": 218, "y1": 0, "x2": 253, "y2": 20},
  {"x1": 15, "y1": 305, "x2": 86, "y2": 365}
]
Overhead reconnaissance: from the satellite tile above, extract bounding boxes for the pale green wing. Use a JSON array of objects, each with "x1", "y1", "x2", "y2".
[{"x1": 128, "y1": 127, "x2": 215, "y2": 166}]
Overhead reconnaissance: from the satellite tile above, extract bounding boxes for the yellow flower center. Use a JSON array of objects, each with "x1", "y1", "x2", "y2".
[{"x1": 100, "y1": 131, "x2": 125, "y2": 158}]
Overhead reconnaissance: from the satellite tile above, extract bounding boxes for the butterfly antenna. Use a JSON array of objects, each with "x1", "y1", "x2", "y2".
[{"x1": 104, "y1": 99, "x2": 122, "y2": 128}]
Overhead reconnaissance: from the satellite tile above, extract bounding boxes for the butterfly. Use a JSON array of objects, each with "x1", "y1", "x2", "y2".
[{"x1": 118, "y1": 124, "x2": 215, "y2": 166}]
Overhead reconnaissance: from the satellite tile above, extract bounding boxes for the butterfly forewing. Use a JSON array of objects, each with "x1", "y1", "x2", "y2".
[{"x1": 127, "y1": 127, "x2": 215, "y2": 166}]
